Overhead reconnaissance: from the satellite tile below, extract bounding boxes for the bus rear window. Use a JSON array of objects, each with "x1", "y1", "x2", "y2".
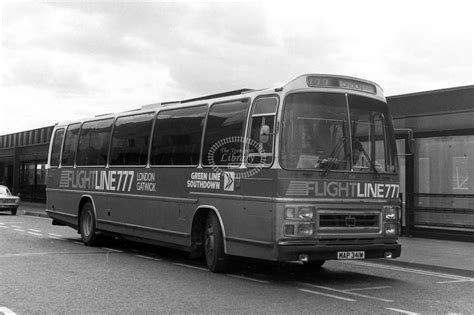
[
  {"x1": 50, "y1": 128, "x2": 64, "y2": 167},
  {"x1": 61, "y1": 124, "x2": 81, "y2": 167}
]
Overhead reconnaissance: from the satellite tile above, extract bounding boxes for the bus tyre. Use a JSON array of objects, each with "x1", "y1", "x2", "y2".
[
  {"x1": 204, "y1": 213, "x2": 227, "y2": 273},
  {"x1": 11, "y1": 208, "x2": 17, "y2": 215},
  {"x1": 80, "y1": 202, "x2": 99, "y2": 246}
]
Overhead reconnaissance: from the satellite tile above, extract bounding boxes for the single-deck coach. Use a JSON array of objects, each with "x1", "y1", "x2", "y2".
[{"x1": 46, "y1": 74, "x2": 401, "y2": 272}]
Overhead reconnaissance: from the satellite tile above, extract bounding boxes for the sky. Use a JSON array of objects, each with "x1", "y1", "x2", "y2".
[{"x1": 0, "y1": 0, "x2": 473, "y2": 135}]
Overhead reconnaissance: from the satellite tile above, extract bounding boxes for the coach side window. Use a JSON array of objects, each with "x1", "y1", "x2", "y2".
[
  {"x1": 76, "y1": 119, "x2": 113, "y2": 166},
  {"x1": 151, "y1": 105, "x2": 207, "y2": 166},
  {"x1": 202, "y1": 99, "x2": 250, "y2": 166},
  {"x1": 61, "y1": 123, "x2": 81, "y2": 167},
  {"x1": 247, "y1": 97, "x2": 278, "y2": 166},
  {"x1": 109, "y1": 113, "x2": 154, "y2": 166},
  {"x1": 50, "y1": 128, "x2": 65, "y2": 167}
]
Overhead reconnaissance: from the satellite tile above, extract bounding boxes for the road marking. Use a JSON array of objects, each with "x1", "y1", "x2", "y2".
[
  {"x1": 0, "y1": 306, "x2": 17, "y2": 315},
  {"x1": 135, "y1": 255, "x2": 162, "y2": 261},
  {"x1": 385, "y1": 307, "x2": 418, "y2": 314},
  {"x1": 226, "y1": 274, "x2": 270, "y2": 284},
  {"x1": 173, "y1": 263, "x2": 208, "y2": 271},
  {"x1": 0, "y1": 252, "x2": 70, "y2": 258},
  {"x1": 0, "y1": 225, "x2": 8, "y2": 229},
  {"x1": 304, "y1": 284, "x2": 393, "y2": 302},
  {"x1": 27, "y1": 232, "x2": 43, "y2": 237},
  {"x1": 341, "y1": 261, "x2": 474, "y2": 282},
  {"x1": 11, "y1": 225, "x2": 22, "y2": 228},
  {"x1": 13, "y1": 229, "x2": 24, "y2": 232},
  {"x1": 48, "y1": 233, "x2": 63, "y2": 237},
  {"x1": 101, "y1": 247, "x2": 123, "y2": 253},
  {"x1": 299, "y1": 289, "x2": 356, "y2": 302},
  {"x1": 345, "y1": 286, "x2": 392, "y2": 292},
  {"x1": 28, "y1": 229, "x2": 41, "y2": 233},
  {"x1": 437, "y1": 279, "x2": 474, "y2": 284}
]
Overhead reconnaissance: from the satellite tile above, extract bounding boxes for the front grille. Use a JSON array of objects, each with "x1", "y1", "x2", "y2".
[
  {"x1": 318, "y1": 210, "x2": 380, "y2": 232},
  {"x1": 320, "y1": 214, "x2": 379, "y2": 228}
]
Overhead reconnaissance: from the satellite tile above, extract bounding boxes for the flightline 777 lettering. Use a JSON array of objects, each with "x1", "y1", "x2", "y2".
[
  {"x1": 58, "y1": 170, "x2": 157, "y2": 192},
  {"x1": 285, "y1": 180, "x2": 400, "y2": 199}
]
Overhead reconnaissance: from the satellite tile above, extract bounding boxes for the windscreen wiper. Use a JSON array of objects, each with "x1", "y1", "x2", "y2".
[
  {"x1": 321, "y1": 136, "x2": 346, "y2": 176},
  {"x1": 358, "y1": 146, "x2": 380, "y2": 176}
]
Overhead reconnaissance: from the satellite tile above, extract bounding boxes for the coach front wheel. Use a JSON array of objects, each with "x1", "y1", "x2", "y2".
[
  {"x1": 80, "y1": 202, "x2": 99, "y2": 246},
  {"x1": 204, "y1": 213, "x2": 228, "y2": 273}
]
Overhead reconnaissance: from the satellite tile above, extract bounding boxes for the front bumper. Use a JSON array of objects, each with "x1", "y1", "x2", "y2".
[
  {"x1": 277, "y1": 242, "x2": 401, "y2": 261},
  {"x1": 0, "y1": 204, "x2": 19, "y2": 210}
]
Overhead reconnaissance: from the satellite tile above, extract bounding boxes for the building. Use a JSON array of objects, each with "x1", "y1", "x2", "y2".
[
  {"x1": 0, "y1": 126, "x2": 54, "y2": 202},
  {"x1": 1, "y1": 85, "x2": 473, "y2": 241},
  {"x1": 388, "y1": 85, "x2": 474, "y2": 241}
]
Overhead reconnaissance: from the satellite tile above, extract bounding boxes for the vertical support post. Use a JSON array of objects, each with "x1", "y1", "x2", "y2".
[{"x1": 405, "y1": 138, "x2": 415, "y2": 237}]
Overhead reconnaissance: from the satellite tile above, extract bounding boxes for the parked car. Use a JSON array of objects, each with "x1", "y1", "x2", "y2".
[{"x1": 0, "y1": 185, "x2": 20, "y2": 215}]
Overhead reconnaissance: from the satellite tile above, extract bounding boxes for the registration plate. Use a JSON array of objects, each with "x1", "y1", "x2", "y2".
[{"x1": 337, "y1": 251, "x2": 365, "y2": 260}]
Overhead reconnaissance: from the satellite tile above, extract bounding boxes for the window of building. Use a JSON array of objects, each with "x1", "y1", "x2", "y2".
[
  {"x1": 61, "y1": 124, "x2": 81, "y2": 166},
  {"x1": 151, "y1": 105, "x2": 207, "y2": 166},
  {"x1": 50, "y1": 128, "x2": 65, "y2": 167},
  {"x1": 36, "y1": 163, "x2": 46, "y2": 185},
  {"x1": 76, "y1": 119, "x2": 113, "y2": 166},
  {"x1": 20, "y1": 162, "x2": 36, "y2": 186},
  {"x1": 416, "y1": 136, "x2": 474, "y2": 196},
  {"x1": 202, "y1": 99, "x2": 250, "y2": 166},
  {"x1": 109, "y1": 113, "x2": 154, "y2": 166},
  {"x1": 414, "y1": 136, "x2": 474, "y2": 230}
]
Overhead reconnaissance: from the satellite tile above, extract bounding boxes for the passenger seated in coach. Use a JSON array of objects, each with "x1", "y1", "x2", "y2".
[
  {"x1": 297, "y1": 122, "x2": 330, "y2": 169},
  {"x1": 352, "y1": 140, "x2": 365, "y2": 167}
]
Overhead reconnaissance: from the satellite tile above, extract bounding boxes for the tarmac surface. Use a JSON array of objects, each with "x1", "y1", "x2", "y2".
[{"x1": 15, "y1": 201, "x2": 474, "y2": 274}]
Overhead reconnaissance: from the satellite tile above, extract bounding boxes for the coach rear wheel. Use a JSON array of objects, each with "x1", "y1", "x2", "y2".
[
  {"x1": 11, "y1": 208, "x2": 17, "y2": 215},
  {"x1": 80, "y1": 202, "x2": 99, "y2": 246},
  {"x1": 204, "y1": 213, "x2": 228, "y2": 273}
]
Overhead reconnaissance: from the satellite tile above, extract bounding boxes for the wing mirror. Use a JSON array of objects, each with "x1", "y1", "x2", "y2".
[{"x1": 395, "y1": 128, "x2": 415, "y2": 156}]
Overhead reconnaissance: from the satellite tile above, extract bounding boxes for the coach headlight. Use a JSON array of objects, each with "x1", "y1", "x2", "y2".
[
  {"x1": 298, "y1": 207, "x2": 314, "y2": 220},
  {"x1": 297, "y1": 223, "x2": 314, "y2": 236},
  {"x1": 284, "y1": 223, "x2": 314, "y2": 237},
  {"x1": 384, "y1": 223, "x2": 399, "y2": 236},
  {"x1": 284, "y1": 205, "x2": 316, "y2": 237},
  {"x1": 285, "y1": 205, "x2": 315, "y2": 221},
  {"x1": 383, "y1": 206, "x2": 399, "y2": 221}
]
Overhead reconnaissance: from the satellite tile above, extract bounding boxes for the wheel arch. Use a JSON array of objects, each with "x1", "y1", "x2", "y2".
[
  {"x1": 77, "y1": 194, "x2": 97, "y2": 232},
  {"x1": 191, "y1": 205, "x2": 228, "y2": 254}
]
